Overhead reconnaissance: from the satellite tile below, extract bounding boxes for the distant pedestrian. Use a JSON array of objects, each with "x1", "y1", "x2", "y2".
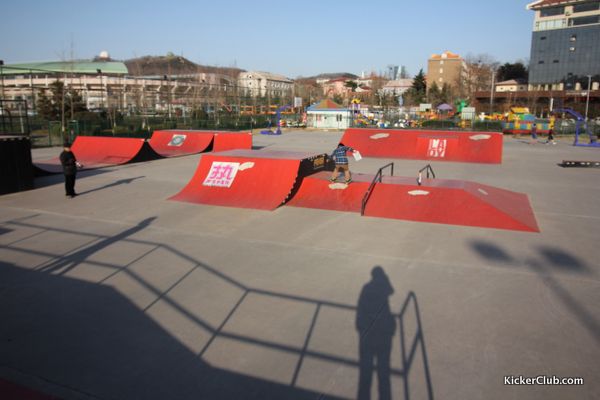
[
  {"x1": 530, "y1": 123, "x2": 538, "y2": 143},
  {"x1": 59, "y1": 141, "x2": 82, "y2": 198},
  {"x1": 330, "y1": 143, "x2": 357, "y2": 184},
  {"x1": 546, "y1": 128, "x2": 556, "y2": 145}
]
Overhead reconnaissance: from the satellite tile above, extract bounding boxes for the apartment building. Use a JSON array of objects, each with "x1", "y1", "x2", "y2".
[
  {"x1": 237, "y1": 71, "x2": 293, "y2": 98},
  {"x1": 426, "y1": 51, "x2": 464, "y2": 90}
]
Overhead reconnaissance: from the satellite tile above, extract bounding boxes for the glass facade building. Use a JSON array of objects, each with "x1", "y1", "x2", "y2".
[{"x1": 528, "y1": 1, "x2": 600, "y2": 90}]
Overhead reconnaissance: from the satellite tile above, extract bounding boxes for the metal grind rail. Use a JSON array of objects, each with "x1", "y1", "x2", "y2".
[
  {"x1": 360, "y1": 162, "x2": 394, "y2": 216},
  {"x1": 417, "y1": 164, "x2": 436, "y2": 185}
]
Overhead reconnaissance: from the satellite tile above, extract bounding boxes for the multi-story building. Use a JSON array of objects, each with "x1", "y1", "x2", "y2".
[
  {"x1": 527, "y1": 0, "x2": 600, "y2": 91},
  {"x1": 426, "y1": 51, "x2": 464, "y2": 90},
  {"x1": 321, "y1": 78, "x2": 350, "y2": 98},
  {"x1": 237, "y1": 71, "x2": 293, "y2": 98},
  {"x1": 0, "y1": 59, "x2": 236, "y2": 113},
  {"x1": 381, "y1": 79, "x2": 413, "y2": 96}
]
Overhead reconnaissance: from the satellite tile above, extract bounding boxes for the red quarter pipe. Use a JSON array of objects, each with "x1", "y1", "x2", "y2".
[
  {"x1": 169, "y1": 150, "x2": 328, "y2": 210},
  {"x1": 148, "y1": 130, "x2": 214, "y2": 157},
  {"x1": 34, "y1": 136, "x2": 160, "y2": 174},
  {"x1": 340, "y1": 128, "x2": 503, "y2": 164},
  {"x1": 148, "y1": 130, "x2": 252, "y2": 157}
]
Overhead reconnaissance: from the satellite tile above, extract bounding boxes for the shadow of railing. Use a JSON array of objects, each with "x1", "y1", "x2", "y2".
[
  {"x1": 1, "y1": 216, "x2": 435, "y2": 398},
  {"x1": 470, "y1": 239, "x2": 599, "y2": 345}
]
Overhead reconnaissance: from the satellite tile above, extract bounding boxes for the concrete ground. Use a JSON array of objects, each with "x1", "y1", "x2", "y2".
[{"x1": 1, "y1": 130, "x2": 599, "y2": 400}]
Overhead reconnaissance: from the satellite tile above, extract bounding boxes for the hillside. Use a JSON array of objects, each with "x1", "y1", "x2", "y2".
[{"x1": 124, "y1": 54, "x2": 244, "y2": 77}]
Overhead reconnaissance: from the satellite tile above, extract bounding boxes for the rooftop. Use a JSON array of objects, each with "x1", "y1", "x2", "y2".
[
  {"x1": 527, "y1": 0, "x2": 583, "y2": 10},
  {"x1": 1, "y1": 60, "x2": 129, "y2": 75},
  {"x1": 429, "y1": 51, "x2": 462, "y2": 60}
]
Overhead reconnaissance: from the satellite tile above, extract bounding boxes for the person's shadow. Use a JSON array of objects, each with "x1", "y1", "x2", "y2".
[{"x1": 356, "y1": 266, "x2": 396, "y2": 400}]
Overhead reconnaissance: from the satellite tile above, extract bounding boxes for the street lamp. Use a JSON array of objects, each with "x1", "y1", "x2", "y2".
[
  {"x1": 489, "y1": 67, "x2": 496, "y2": 115},
  {"x1": 0, "y1": 60, "x2": 4, "y2": 100},
  {"x1": 585, "y1": 75, "x2": 592, "y2": 121},
  {"x1": 96, "y1": 69, "x2": 103, "y2": 109}
]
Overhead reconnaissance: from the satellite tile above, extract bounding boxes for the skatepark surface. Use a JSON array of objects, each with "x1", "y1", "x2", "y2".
[{"x1": 1, "y1": 130, "x2": 599, "y2": 399}]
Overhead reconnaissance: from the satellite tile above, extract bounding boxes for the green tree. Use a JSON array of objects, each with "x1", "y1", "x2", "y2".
[
  {"x1": 36, "y1": 89, "x2": 58, "y2": 120},
  {"x1": 35, "y1": 80, "x2": 87, "y2": 121},
  {"x1": 403, "y1": 69, "x2": 427, "y2": 106},
  {"x1": 427, "y1": 81, "x2": 441, "y2": 104},
  {"x1": 412, "y1": 69, "x2": 427, "y2": 93},
  {"x1": 496, "y1": 62, "x2": 528, "y2": 82},
  {"x1": 344, "y1": 80, "x2": 358, "y2": 92},
  {"x1": 66, "y1": 89, "x2": 87, "y2": 118}
]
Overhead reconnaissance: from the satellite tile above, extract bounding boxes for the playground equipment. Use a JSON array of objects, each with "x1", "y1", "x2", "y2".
[
  {"x1": 554, "y1": 108, "x2": 599, "y2": 147},
  {"x1": 502, "y1": 107, "x2": 551, "y2": 134},
  {"x1": 260, "y1": 105, "x2": 291, "y2": 135}
]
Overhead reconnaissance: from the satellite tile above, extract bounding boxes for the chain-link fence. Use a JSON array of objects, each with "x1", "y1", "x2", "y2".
[{"x1": 26, "y1": 113, "x2": 294, "y2": 147}]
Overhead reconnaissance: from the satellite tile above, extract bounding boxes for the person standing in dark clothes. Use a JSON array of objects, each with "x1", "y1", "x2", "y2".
[{"x1": 59, "y1": 142, "x2": 81, "y2": 197}]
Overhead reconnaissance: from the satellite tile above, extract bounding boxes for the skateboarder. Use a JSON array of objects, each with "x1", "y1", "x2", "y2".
[
  {"x1": 330, "y1": 143, "x2": 357, "y2": 184},
  {"x1": 60, "y1": 141, "x2": 82, "y2": 198}
]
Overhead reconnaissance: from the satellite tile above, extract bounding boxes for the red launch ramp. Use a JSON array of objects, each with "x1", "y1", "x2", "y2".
[
  {"x1": 148, "y1": 130, "x2": 252, "y2": 157},
  {"x1": 340, "y1": 128, "x2": 503, "y2": 164},
  {"x1": 170, "y1": 150, "x2": 328, "y2": 210},
  {"x1": 288, "y1": 172, "x2": 538, "y2": 232},
  {"x1": 34, "y1": 136, "x2": 160, "y2": 174},
  {"x1": 363, "y1": 177, "x2": 539, "y2": 232}
]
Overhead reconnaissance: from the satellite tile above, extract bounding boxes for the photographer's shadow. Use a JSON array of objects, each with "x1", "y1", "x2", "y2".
[
  {"x1": 356, "y1": 266, "x2": 396, "y2": 400},
  {"x1": 356, "y1": 267, "x2": 434, "y2": 400}
]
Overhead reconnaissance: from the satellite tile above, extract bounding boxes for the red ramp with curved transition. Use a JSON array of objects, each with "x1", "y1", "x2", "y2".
[
  {"x1": 287, "y1": 172, "x2": 538, "y2": 232},
  {"x1": 148, "y1": 130, "x2": 214, "y2": 157},
  {"x1": 340, "y1": 128, "x2": 503, "y2": 164},
  {"x1": 149, "y1": 130, "x2": 252, "y2": 157},
  {"x1": 34, "y1": 136, "x2": 160, "y2": 174},
  {"x1": 170, "y1": 150, "x2": 328, "y2": 210}
]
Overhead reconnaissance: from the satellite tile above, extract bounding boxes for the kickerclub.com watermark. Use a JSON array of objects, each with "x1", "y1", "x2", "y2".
[{"x1": 504, "y1": 375, "x2": 584, "y2": 386}]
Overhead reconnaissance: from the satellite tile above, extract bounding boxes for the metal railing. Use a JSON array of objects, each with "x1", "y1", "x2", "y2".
[
  {"x1": 361, "y1": 162, "x2": 394, "y2": 216},
  {"x1": 417, "y1": 164, "x2": 436, "y2": 186}
]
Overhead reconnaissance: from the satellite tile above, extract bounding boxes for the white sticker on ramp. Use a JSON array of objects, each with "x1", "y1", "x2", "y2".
[
  {"x1": 478, "y1": 188, "x2": 489, "y2": 195},
  {"x1": 369, "y1": 133, "x2": 389, "y2": 140},
  {"x1": 408, "y1": 190, "x2": 430, "y2": 196},
  {"x1": 238, "y1": 162, "x2": 255, "y2": 171},
  {"x1": 168, "y1": 134, "x2": 187, "y2": 146},
  {"x1": 328, "y1": 183, "x2": 348, "y2": 190},
  {"x1": 203, "y1": 162, "x2": 240, "y2": 187},
  {"x1": 469, "y1": 134, "x2": 491, "y2": 141}
]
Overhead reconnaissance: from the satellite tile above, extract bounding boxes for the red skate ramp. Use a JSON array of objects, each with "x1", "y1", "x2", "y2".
[
  {"x1": 286, "y1": 171, "x2": 371, "y2": 213},
  {"x1": 170, "y1": 150, "x2": 328, "y2": 210},
  {"x1": 148, "y1": 130, "x2": 252, "y2": 157},
  {"x1": 285, "y1": 171, "x2": 537, "y2": 231},
  {"x1": 363, "y1": 177, "x2": 539, "y2": 232},
  {"x1": 148, "y1": 130, "x2": 214, "y2": 157},
  {"x1": 213, "y1": 132, "x2": 253, "y2": 152},
  {"x1": 340, "y1": 128, "x2": 503, "y2": 164},
  {"x1": 33, "y1": 136, "x2": 160, "y2": 174}
]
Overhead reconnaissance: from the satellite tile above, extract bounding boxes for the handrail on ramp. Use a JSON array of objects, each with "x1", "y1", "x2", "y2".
[
  {"x1": 417, "y1": 164, "x2": 436, "y2": 186},
  {"x1": 360, "y1": 162, "x2": 394, "y2": 216}
]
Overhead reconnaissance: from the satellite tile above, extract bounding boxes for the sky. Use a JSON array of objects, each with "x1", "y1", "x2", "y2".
[{"x1": 0, "y1": 0, "x2": 535, "y2": 78}]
